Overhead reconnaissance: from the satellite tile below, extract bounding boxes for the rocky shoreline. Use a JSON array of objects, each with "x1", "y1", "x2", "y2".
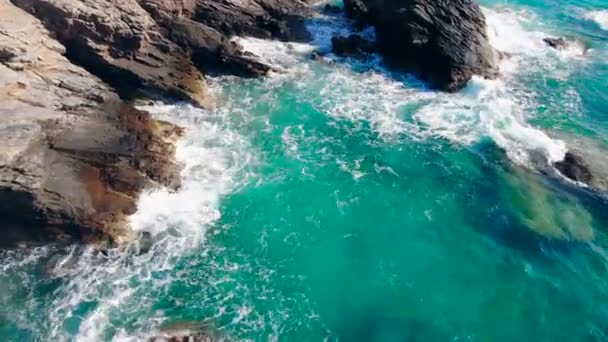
[
  {"x1": 0, "y1": 0, "x2": 599, "y2": 248},
  {"x1": 0, "y1": 0, "x2": 313, "y2": 247}
]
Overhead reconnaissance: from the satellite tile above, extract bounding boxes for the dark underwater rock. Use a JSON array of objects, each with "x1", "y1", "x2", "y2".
[
  {"x1": 554, "y1": 151, "x2": 593, "y2": 184},
  {"x1": 324, "y1": 4, "x2": 342, "y2": 14},
  {"x1": 343, "y1": 0, "x2": 499, "y2": 91},
  {"x1": 331, "y1": 34, "x2": 376, "y2": 58}
]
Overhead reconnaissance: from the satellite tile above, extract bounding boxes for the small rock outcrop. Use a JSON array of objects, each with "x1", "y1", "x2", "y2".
[
  {"x1": 553, "y1": 151, "x2": 593, "y2": 184},
  {"x1": 542, "y1": 36, "x2": 588, "y2": 54},
  {"x1": 331, "y1": 34, "x2": 376, "y2": 58},
  {"x1": 343, "y1": 0, "x2": 499, "y2": 91}
]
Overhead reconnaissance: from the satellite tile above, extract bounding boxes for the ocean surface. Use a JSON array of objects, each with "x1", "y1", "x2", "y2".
[{"x1": 2, "y1": 0, "x2": 608, "y2": 340}]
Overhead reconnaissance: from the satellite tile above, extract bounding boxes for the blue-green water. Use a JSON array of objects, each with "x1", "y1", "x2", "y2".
[{"x1": 2, "y1": 1, "x2": 608, "y2": 340}]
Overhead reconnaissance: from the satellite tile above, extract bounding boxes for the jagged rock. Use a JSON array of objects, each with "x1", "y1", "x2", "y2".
[
  {"x1": 343, "y1": 0, "x2": 499, "y2": 92},
  {"x1": 190, "y1": 0, "x2": 312, "y2": 42},
  {"x1": 10, "y1": 0, "x2": 208, "y2": 105},
  {"x1": 543, "y1": 37, "x2": 568, "y2": 50},
  {"x1": 0, "y1": 0, "x2": 181, "y2": 246},
  {"x1": 0, "y1": 0, "x2": 314, "y2": 246},
  {"x1": 10, "y1": 0, "x2": 313, "y2": 105},
  {"x1": 331, "y1": 34, "x2": 376, "y2": 58},
  {"x1": 554, "y1": 151, "x2": 593, "y2": 184}
]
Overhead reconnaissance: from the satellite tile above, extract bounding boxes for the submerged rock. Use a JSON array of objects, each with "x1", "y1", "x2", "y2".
[
  {"x1": 324, "y1": 4, "x2": 342, "y2": 14},
  {"x1": 553, "y1": 151, "x2": 593, "y2": 184},
  {"x1": 150, "y1": 334, "x2": 213, "y2": 342},
  {"x1": 331, "y1": 34, "x2": 376, "y2": 58},
  {"x1": 543, "y1": 37, "x2": 568, "y2": 50},
  {"x1": 542, "y1": 36, "x2": 589, "y2": 54},
  {"x1": 343, "y1": 0, "x2": 499, "y2": 91},
  {"x1": 499, "y1": 166, "x2": 595, "y2": 242},
  {"x1": 150, "y1": 320, "x2": 218, "y2": 342}
]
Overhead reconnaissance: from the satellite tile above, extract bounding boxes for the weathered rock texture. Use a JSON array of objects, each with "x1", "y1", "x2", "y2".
[
  {"x1": 0, "y1": 0, "x2": 312, "y2": 246},
  {"x1": 0, "y1": 0, "x2": 183, "y2": 245},
  {"x1": 343, "y1": 0, "x2": 499, "y2": 91},
  {"x1": 10, "y1": 0, "x2": 312, "y2": 105}
]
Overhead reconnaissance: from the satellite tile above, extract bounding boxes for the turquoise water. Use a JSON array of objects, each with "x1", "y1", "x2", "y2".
[{"x1": 2, "y1": 1, "x2": 608, "y2": 341}]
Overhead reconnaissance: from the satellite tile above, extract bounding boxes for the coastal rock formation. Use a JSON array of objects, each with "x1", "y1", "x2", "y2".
[
  {"x1": 0, "y1": 0, "x2": 313, "y2": 246},
  {"x1": 343, "y1": 0, "x2": 499, "y2": 91},
  {"x1": 0, "y1": 0, "x2": 181, "y2": 246},
  {"x1": 10, "y1": 0, "x2": 313, "y2": 105}
]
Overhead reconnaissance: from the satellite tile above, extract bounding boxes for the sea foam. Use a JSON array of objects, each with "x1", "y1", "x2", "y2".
[
  {"x1": 584, "y1": 10, "x2": 608, "y2": 30},
  {"x1": 43, "y1": 102, "x2": 256, "y2": 341},
  {"x1": 234, "y1": 6, "x2": 574, "y2": 165}
]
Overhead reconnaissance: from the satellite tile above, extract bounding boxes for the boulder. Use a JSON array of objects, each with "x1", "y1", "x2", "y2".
[
  {"x1": 343, "y1": 0, "x2": 499, "y2": 92},
  {"x1": 331, "y1": 34, "x2": 376, "y2": 58},
  {"x1": 553, "y1": 151, "x2": 593, "y2": 184}
]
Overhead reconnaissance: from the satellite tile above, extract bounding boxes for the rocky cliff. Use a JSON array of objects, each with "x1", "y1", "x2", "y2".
[
  {"x1": 344, "y1": 0, "x2": 499, "y2": 91},
  {"x1": 0, "y1": 0, "x2": 312, "y2": 246}
]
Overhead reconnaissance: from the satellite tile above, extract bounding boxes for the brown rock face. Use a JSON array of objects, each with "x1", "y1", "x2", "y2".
[
  {"x1": 0, "y1": 0, "x2": 312, "y2": 246},
  {"x1": 0, "y1": 0, "x2": 182, "y2": 246},
  {"x1": 10, "y1": 0, "x2": 208, "y2": 106},
  {"x1": 10, "y1": 0, "x2": 313, "y2": 105}
]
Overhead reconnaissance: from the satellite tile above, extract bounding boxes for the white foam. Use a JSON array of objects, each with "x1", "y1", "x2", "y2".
[
  {"x1": 414, "y1": 76, "x2": 567, "y2": 164},
  {"x1": 130, "y1": 103, "x2": 255, "y2": 240},
  {"x1": 27, "y1": 101, "x2": 257, "y2": 341},
  {"x1": 584, "y1": 10, "x2": 608, "y2": 30},
  {"x1": 230, "y1": 6, "x2": 573, "y2": 166},
  {"x1": 232, "y1": 36, "x2": 315, "y2": 72},
  {"x1": 411, "y1": 7, "x2": 573, "y2": 164}
]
